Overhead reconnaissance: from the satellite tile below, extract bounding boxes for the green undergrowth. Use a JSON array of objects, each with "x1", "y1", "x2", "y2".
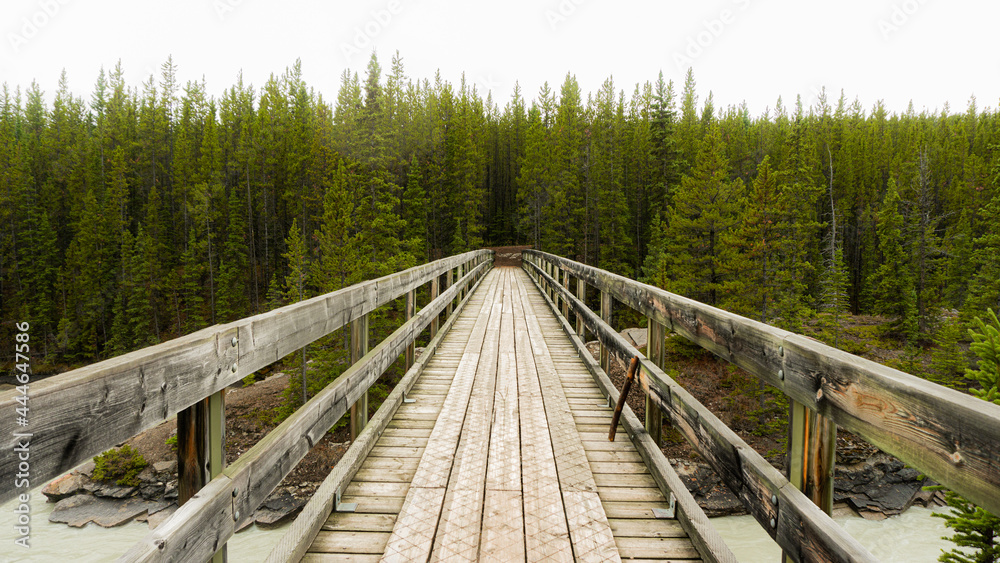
[{"x1": 92, "y1": 444, "x2": 148, "y2": 487}]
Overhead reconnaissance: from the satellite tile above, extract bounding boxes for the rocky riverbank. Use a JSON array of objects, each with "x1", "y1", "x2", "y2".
[
  {"x1": 670, "y1": 453, "x2": 945, "y2": 519},
  {"x1": 41, "y1": 371, "x2": 348, "y2": 530}
]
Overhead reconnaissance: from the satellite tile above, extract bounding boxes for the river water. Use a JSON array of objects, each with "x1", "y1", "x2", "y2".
[
  {"x1": 0, "y1": 484, "x2": 289, "y2": 562},
  {"x1": 713, "y1": 506, "x2": 958, "y2": 562},
  {"x1": 1, "y1": 484, "x2": 960, "y2": 562}
]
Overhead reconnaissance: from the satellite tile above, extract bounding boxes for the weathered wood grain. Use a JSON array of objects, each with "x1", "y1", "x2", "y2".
[
  {"x1": 525, "y1": 256, "x2": 873, "y2": 563},
  {"x1": 525, "y1": 248, "x2": 1000, "y2": 518},
  {"x1": 523, "y1": 265, "x2": 736, "y2": 563},
  {"x1": 0, "y1": 250, "x2": 491, "y2": 507},
  {"x1": 120, "y1": 258, "x2": 490, "y2": 562},
  {"x1": 265, "y1": 262, "x2": 491, "y2": 563}
]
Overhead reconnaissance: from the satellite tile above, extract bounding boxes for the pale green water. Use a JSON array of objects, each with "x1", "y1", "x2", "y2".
[
  {"x1": 0, "y1": 483, "x2": 289, "y2": 562},
  {"x1": 713, "y1": 506, "x2": 958, "y2": 562},
  {"x1": 2, "y1": 484, "x2": 962, "y2": 562}
]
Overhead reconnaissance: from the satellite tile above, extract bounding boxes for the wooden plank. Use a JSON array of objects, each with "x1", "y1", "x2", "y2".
[
  {"x1": 608, "y1": 518, "x2": 689, "y2": 538},
  {"x1": 301, "y1": 554, "x2": 381, "y2": 563},
  {"x1": 480, "y1": 490, "x2": 526, "y2": 562},
  {"x1": 615, "y1": 537, "x2": 702, "y2": 560},
  {"x1": 430, "y1": 270, "x2": 505, "y2": 562},
  {"x1": 322, "y1": 513, "x2": 396, "y2": 532},
  {"x1": 510, "y1": 270, "x2": 574, "y2": 563},
  {"x1": 382, "y1": 270, "x2": 506, "y2": 562},
  {"x1": 309, "y1": 531, "x2": 390, "y2": 554},
  {"x1": 526, "y1": 249, "x2": 1000, "y2": 517},
  {"x1": 511, "y1": 272, "x2": 621, "y2": 563}
]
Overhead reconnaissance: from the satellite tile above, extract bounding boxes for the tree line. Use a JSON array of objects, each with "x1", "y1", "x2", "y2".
[{"x1": 2, "y1": 53, "x2": 999, "y2": 369}]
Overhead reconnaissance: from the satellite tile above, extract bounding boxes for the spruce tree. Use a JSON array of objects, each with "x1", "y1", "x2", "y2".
[
  {"x1": 870, "y1": 178, "x2": 918, "y2": 340},
  {"x1": 933, "y1": 309, "x2": 1000, "y2": 563},
  {"x1": 661, "y1": 123, "x2": 744, "y2": 306}
]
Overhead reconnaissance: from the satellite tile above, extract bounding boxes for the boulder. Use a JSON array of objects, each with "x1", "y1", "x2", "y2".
[{"x1": 42, "y1": 473, "x2": 87, "y2": 502}]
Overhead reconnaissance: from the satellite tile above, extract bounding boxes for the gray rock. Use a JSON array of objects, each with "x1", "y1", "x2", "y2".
[
  {"x1": 76, "y1": 461, "x2": 96, "y2": 478},
  {"x1": 145, "y1": 504, "x2": 177, "y2": 530},
  {"x1": 620, "y1": 328, "x2": 648, "y2": 350},
  {"x1": 93, "y1": 483, "x2": 138, "y2": 499},
  {"x1": 42, "y1": 473, "x2": 87, "y2": 502},
  {"x1": 139, "y1": 482, "x2": 166, "y2": 500},
  {"x1": 49, "y1": 495, "x2": 162, "y2": 528},
  {"x1": 671, "y1": 460, "x2": 745, "y2": 517},
  {"x1": 164, "y1": 480, "x2": 178, "y2": 501},
  {"x1": 153, "y1": 460, "x2": 177, "y2": 474},
  {"x1": 254, "y1": 492, "x2": 306, "y2": 527}
]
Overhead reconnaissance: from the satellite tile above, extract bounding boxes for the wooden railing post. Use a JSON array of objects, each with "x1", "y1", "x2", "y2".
[
  {"x1": 177, "y1": 389, "x2": 227, "y2": 562},
  {"x1": 787, "y1": 400, "x2": 836, "y2": 517},
  {"x1": 446, "y1": 267, "x2": 454, "y2": 318},
  {"x1": 646, "y1": 320, "x2": 666, "y2": 446},
  {"x1": 561, "y1": 269, "x2": 570, "y2": 319},
  {"x1": 576, "y1": 277, "x2": 586, "y2": 337},
  {"x1": 430, "y1": 276, "x2": 440, "y2": 338},
  {"x1": 405, "y1": 289, "x2": 415, "y2": 370},
  {"x1": 350, "y1": 314, "x2": 369, "y2": 441},
  {"x1": 600, "y1": 290, "x2": 612, "y2": 373}
]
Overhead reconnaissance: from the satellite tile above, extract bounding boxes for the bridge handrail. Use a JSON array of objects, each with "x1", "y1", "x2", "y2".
[
  {"x1": 120, "y1": 256, "x2": 491, "y2": 562},
  {"x1": 523, "y1": 250, "x2": 1000, "y2": 516},
  {"x1": 525, "y1": 249, "x2": 1000, "y2": 561},
  {"x1": 0, "y1": 249, "x2": 490, "y2": 507}
]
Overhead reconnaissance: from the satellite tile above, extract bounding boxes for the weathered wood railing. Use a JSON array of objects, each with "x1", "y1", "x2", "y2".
[
  {"x1": 524, "y1": 249, "x2": 1000, "y2": 563},
  {"x1": 0, "y1": 249, "x2": 492, "y2": 561}
]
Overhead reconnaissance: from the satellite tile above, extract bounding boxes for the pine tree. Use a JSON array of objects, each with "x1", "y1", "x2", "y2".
[
  {"x1": 966, "y1": 192, "x2": 1000, "y2": 316},
  {"x1": 641, "y1": 212, "x2": 670, "y2": 290},
  {"x1": 933, "y1": 309, "x2": 1000, "y2": 563},
  {"x1": 661, "y1": 123, "x2": 744, "y2": 306},
  {"x1": 216, "y1": 187, "x2": 250, "y2": 322},
  {"x1": 928, "y1": 315, "x2": 968, "y2": 387},
  {"x1": 869, "y1": 178, "x2": 918, "y2": 340},
  {"x1": 721, "y1": 157, "x2": 794, "y2": 324}
]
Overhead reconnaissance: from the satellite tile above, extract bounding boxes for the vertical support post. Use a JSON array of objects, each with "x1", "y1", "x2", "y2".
[
  {"x1": 430, "y1": 276, "x2": 440, "y2": 338},
  {"x1": 600, "y1": 290, "x2": 612, "y2": 373},
  {"x1": 561, "y1": 269, "x2": 570, "y2": 319},
  {"x1": 177, "y1": 389, "x2": 227, "y2": 563},
  {"x1": 787, "y1": 400, "x2": 836, "y2": 512},
  {"x1": 350, "y1": 314, "x2": 369, "y2": 441},
  {"x1": 405, "y1": 289, "x2": 415, "y2": 371},
  {"x1": 446, "y1": 267, "x2": 454, "y2": 318},
  {"x1": 646, "y1": 321, "x2": 665, "y2": 446},
  {"x1": 576, "y1": 277, "x2": 586, "y2": 337}
]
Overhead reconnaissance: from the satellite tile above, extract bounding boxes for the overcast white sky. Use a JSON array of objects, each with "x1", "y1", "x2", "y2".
[{"x1": 0, "y1": 0, "x2": 996, "y2": 117}]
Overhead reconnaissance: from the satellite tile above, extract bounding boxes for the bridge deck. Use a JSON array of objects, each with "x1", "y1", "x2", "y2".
[{"x1": 303, "y1": 267, "x2": 699, "y2": 562}]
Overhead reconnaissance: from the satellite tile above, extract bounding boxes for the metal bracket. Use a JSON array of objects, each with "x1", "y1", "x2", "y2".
[
  {"x1": 652, "y1": 493, "x2": 676, "y2": 519},
  {"x1": 402, "y1": 393, "x2": 416, "y2": 404},
  {"x1": 334, "y1": 489, "x2": 357, "y2": 513}
]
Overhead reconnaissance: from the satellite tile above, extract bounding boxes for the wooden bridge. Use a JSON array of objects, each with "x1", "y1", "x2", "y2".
[{"x1": 3, "y1": 250, "x2": 999, "y2": 562}]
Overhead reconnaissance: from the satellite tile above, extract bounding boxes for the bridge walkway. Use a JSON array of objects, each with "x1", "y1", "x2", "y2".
[{"x1": 303, "y1": 267, "x2": 699, "y2": 562}]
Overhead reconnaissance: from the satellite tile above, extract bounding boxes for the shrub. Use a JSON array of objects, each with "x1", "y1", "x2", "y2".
[{"x1": 92, "y1": 444, "x2": 148, "y2": 487}]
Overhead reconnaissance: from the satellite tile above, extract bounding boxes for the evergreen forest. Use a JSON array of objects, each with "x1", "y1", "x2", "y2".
[{"x1": 3, "y1": 52, "x2": 1000, "y2": 375}]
